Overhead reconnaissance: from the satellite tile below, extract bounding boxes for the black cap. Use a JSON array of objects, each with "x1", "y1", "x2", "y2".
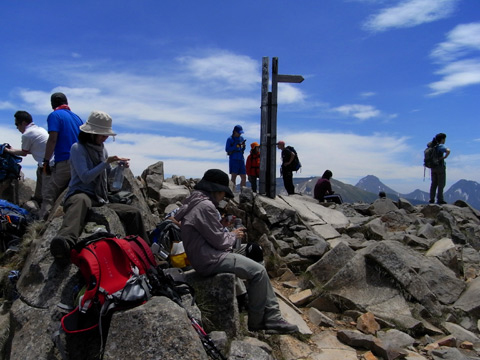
[{"x1": 194, "y1": 169, "x2": 234, "y2": 198}]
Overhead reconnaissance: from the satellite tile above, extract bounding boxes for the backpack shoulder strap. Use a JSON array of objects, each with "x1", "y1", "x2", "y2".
[
  {"x1": 71, "y1": 245, "x2": 101, "y2": 313},
  {"x1": 125, "y1": 235, "x2": 156, "y2": 271}
]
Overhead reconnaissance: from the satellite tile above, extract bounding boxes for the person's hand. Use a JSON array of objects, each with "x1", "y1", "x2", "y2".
[
  {"x1": 233, "y1": 227, "x2": 245, "y2": 240},
  {"x1": 42, "y1": 160, "x2": 51, "y2": 175},
  {"x1": 107, "y1": 156, "x2": 130, "y2": 166}
]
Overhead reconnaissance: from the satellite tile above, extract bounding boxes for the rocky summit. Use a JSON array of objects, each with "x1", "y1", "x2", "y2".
[{"x1": 2, "y1": 161, "x2": 480, "y2": 360}]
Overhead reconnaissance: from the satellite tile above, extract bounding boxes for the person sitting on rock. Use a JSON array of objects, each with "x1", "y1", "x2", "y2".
[
  {"x1": 50, "y1": 111, "x2": 149, "y2": 264},
  {"x1": 314, "y1": 170, "x2": 343, "y2": 204},
  {"x1": 174, "y1": 168, "x2": 298, "y2": 334}
]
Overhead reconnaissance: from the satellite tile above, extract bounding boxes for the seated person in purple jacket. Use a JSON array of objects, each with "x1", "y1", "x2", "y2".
[
  {"x1": 314, "y1": 170, "x2": 342, "y2": 204},
  {"x1": 174, "y1": 169, "x2": 298, "y2": 334}
]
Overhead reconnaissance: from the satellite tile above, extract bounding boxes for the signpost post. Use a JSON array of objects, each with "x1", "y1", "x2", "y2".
[{"x1": 259, "y1": 57, "x2": 304, "y2": 198}]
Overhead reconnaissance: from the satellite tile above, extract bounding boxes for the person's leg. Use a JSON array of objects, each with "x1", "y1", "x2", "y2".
[
  {"x1": 437, "y1": 167, "x2": 447, "y2": 203},
  {"x1": 218, "y1": 253, "x2": 297, "y2": 332},
  {"x1": 51, "y1": 193, "x2": 92, "y2": 262},
  {"x1": 34, "y1": 167, "x2": 43, "y2": 203},
  {"x1": 248, "y1": 175, "x2": 257, "y2": 192},
  {"x1": 107, "y1": 203, "x2": 150, "y2": 242},
  {"x1": 56, "y1": 193, "x2": 93, "y2": 248},
  {"x1": 429, "y1": 169, "x2": 438, "y2": 203},
  {"x1": 41, "y1": 160, "x2": 72, "y2": 219},
  {"x1": 230, "y1": 173, "x2": 237, "y2": 187},
  {"x1": 240, "y1": 174, "x2": 247, "y2": 188},
  {"x1": 283, "y1": 170, "x2": 295, "y2": 195},
  {"x1": 213, "y1": 253, "x2": 281, "y2": 328}
]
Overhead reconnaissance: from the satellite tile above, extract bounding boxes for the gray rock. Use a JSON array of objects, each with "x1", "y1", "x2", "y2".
[
  {"x1": 443, "y1": 321, "x2": 480, "y2": 345},
  {"x1": 369, "y1": 198, "x2": 399, "y2": 216},
  {"x1": 426, "y1": 237, "x2": 458, "y2": 271},
  {"x1": 104, "y1": 296, "x2": 208, "y2": 360},
  {"x1": 377, "y1": 329, "x2": 417, "y2": 349},
  {"x1": 453, "y1": 277, "x2": 480, "y2": 317},
  {"x1": 228, "y1": 340, "x2": 275, "y2": 360},
  {"x1": 184, "y1": 271, "x2": 239, "y2": 338},
  {"x1": 430, "y1": 347, "x2": 470, "y2": 360},
  {"x1": 306, "y1": 242, "x2": 355, "y2": 286},
  {"x1": 364, "y1": 217, "x2": 387, "y2": 240}
]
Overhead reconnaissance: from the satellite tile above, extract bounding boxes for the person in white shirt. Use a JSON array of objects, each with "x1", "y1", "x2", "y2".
[{"x1": 4, "y1": 111, "x2": 51, "y2": 205}]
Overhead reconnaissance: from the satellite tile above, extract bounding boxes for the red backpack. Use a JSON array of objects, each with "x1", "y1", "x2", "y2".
[{"x1": 61, "y1": 235, "x2": 155, "y2": 334}]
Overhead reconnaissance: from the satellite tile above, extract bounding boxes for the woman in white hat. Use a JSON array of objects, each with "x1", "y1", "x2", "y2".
[{"x1": 50, "y1": 111, "x2": 149, "y2": 264}]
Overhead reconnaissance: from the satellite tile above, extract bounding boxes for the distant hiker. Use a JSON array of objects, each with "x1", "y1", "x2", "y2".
[
  {"x1": 2, "y1": 111, "x2": 50, "y2": 204},
  {"x1": 314, "y1": 170, "x2": 343, "y2": 204},
  {"x1": 428, "y1": 133, "x2": 450, "y2": 205},
  {"x1": 41, "y1": 92, "x2": 83, "y2": 219},
  {"x1": 277, "y1": 140, "x2": 296, "y2": 195},
  {"x1": 225, "y1": 125, "x2": 247, "y2": 190},
  {"x1": 174, "y1": 169, "x2": 298, "y2": 334},
  {"x1": 50, "y1": 111, "x2": 149, "y2": 264},
  {"x1": 246, "y1": 141, "x2": 260, "y2": 192}
]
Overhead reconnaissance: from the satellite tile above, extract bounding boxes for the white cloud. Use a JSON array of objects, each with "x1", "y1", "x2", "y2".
[
  {"x1": 0, "y1": 101, "x2": 15, "y2": 110},
  {"x1": 278, "y1": 83, "x2": 306, "y2": 104},
  {"x1": 332, "y1": 104, "x2": 381, "y2": 120},
  {"x1": 178, "y1": 51, "x2": 260, "y2": 90},
  {"x1": 363, "y1": 0, "x2": 458, "y2": 32},
  {"x1": 431, "y1": 23, "x2": 480, "y2": 62},
  {"x1": 429, "y1": 59, "x2": 480, "y2": 95},
  {"x1": 360, "y1": 92, "x2": 376, "y2": 98},
  {"x1": 428, "y1": 22, "x2": 480, "y2": 95}
]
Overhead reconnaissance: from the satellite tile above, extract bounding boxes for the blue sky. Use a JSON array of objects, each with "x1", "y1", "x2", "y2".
[{"x1": 1, "y1": 0, "x2": 479, "y2": 193}]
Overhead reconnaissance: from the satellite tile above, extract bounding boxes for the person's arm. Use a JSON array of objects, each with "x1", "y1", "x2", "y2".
[
  {"x1": 43, "y1": 131, "x2": 58, "y2": 162},
  {"x1": 283, "y1": 150, "x2": 295, "y2": 167},
  {"x1": 225, "y1": 137, "x2": 237, "y2": 154},
  {"x1": 3, "y1": 147, "x2": 28, "y2": 157},
  {"x1": 443, "y1": 148, "x2": 451, "y2": 159},
  {"x1": 194, "y1": 204, "x2": 237, "y2": 250}
]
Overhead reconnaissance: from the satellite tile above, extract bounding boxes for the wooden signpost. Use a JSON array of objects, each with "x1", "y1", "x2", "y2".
[{"x1": 259, "y1": 57, "x2": 303, "y2": 198}]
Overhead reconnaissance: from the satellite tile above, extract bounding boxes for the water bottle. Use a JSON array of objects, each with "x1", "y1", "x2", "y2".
[
  {"x1": 234, "y1": 218, "x2": 244, "y2": 250},
  {"x1": 111, "y1": 161, "x2": 125, "y2": 192}
]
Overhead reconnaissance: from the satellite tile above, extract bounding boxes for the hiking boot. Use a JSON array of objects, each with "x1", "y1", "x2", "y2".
[
  {"x1": 437, "y1": 201, "x2": 447, "y2": 205},
  {"x1": 249, "y1": 319, "x2": 299, "y2": 334},
  {"x1": 428, "y1": 199, "x2": 434, "y2": 204},
  {"x1": 264, "y1": 319, "x2": 299, "y2": 334},
  {"x1": 50, "y1": 237, "x2": 71, "y2": 265}
]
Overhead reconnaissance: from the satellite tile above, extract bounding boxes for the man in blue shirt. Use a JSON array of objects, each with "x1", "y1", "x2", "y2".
[
  {"x1": 41, "y1": 92, "x2": 83, "y2": 219},
  {"x1": 429, "y1": 133, "x2": 451, "y2": 205},
  {"x1": 225, "y1": 125, "x2": 247, "y2": 190}
]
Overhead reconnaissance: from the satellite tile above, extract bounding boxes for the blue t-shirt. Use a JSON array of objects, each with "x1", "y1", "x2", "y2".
[
  {"x1": 47, "y1": 109, "x2": 83, "y2": 162},
  {"x1": 437, "y1": 144, "x2": 448, "y2": 166}
]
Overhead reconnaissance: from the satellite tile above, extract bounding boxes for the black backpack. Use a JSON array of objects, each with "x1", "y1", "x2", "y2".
[
  {"x1": 149, "y1": 219, "x2": 190, "y2": 268},
  {"x1": 424, "y1": 142, "x2": 440, "y2": 168},
  {"x1": 0, "y1": 143, "x2": 22, "y2": 182},
  {"x1": 285, "y1": 146, "x2": 302, "y2": 172}
]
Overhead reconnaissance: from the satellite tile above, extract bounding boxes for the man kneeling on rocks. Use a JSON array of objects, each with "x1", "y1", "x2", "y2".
[
  {"x1": 174, "y1": 168, "x2": 298, "y2": 334},
  {"x1": 50, "y1": 111, "x2": 149, "y2": 264}
]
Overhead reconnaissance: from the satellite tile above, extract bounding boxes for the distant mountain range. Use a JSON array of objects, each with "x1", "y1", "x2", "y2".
[{"x1": 276, "y1": 175, "x2": 480, "y2": 210}]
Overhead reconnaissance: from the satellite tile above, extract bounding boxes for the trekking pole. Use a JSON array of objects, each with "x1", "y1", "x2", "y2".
[{"x1": 189, "y1": 315, "x2": 227, "y2": 360}]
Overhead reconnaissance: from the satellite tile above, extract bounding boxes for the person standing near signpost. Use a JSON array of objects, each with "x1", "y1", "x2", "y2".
[{"x1": 225, "y1": 125, "x2": 247, "y2": 190}]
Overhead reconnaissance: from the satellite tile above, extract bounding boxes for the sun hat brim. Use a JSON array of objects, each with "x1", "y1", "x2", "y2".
[
  {"x1": 194, "y1": 179, "x2": 234, "y2": 198},
  {"x1": 80, "y1": 123, "x2": 117, "y2": 136}
]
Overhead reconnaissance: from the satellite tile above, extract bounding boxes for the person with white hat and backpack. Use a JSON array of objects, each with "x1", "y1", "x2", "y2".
[{"x1": 50, "y1": 110, "x2": 149, "y2": 265}]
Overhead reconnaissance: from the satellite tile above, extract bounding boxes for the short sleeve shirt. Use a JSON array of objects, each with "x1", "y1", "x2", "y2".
[{"x1": 47, "y1": 109, "x2": 83, "y2": 162}]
